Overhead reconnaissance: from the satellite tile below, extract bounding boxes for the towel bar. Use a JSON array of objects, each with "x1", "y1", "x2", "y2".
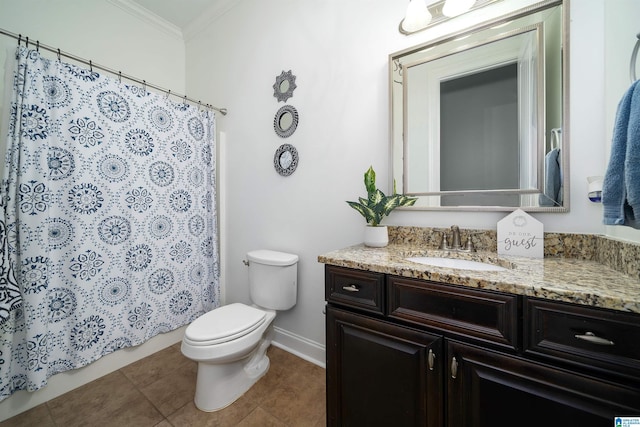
[{"x1": 631, "y1": 32, "x2": 640, "y2": 83}]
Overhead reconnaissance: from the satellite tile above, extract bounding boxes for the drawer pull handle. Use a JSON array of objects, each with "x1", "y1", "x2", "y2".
[
  {"x1": 428, "y1": 349, "x2": 435, "y2": 371},
  {"x1": 342, "y1": 284, "x2": 360, "y2": 292},
  {"x1": 451, "y1": 357, "x2": 458, "y2": 379},
  {"x1": 574, "y1": 332, "x2": 615, "y2": 346}
]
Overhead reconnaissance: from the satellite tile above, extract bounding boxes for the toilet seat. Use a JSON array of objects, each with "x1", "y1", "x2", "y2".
[{"x1": 184, "y1": 303, "x2": 267, "y2": 346}]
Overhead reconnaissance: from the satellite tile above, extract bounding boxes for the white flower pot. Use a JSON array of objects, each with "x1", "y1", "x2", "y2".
[{"x1": 363, "y1": 225, "x2": 388, "y2": 247}]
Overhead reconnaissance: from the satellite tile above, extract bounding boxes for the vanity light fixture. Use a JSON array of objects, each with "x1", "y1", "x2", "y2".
[
  {"x1": 401, "y1": 0, "x2": 432, "y2": 33},
  {"x1": 442, "y1": 0, "x2": 475, "y2": 17},
  {"x1": 399, "y1": 0, "x2": 503, "y2": 35}
]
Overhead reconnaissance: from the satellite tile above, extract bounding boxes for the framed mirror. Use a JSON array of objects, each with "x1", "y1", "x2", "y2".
[
  {"x1": 274, "y1": 105, "x2": 299, "y2": 138},
  {"x1": 273, "y1": 70, "x2": 297, "y2": 102},
  {"x1": 390, "y1": 0, "x2": 569, "y2": 211},
  {"x1": 274, "y1": 143, "x2": 299, "y2": 176}
]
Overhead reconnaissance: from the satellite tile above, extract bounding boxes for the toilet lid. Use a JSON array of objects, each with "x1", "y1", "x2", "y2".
[{"x1": 185, "y1": 303, "x2": 267, "y2": 345}]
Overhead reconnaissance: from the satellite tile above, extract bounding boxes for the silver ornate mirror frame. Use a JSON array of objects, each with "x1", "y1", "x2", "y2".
[
  {"x1": 273, "y1": 70, "x2": 297, "y2": 103},
  {"x1": 274, "y1": 105, "x2": 299, "y2": 138},
  {"x1": 390, "y1": 0, "x2": 569, "y2": 212},
  {"x1": 274, "y1": 143, "x2": 299, "y2": 176}
]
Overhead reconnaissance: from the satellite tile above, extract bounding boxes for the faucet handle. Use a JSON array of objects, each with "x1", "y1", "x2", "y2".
[
  {"x1": 439, "y1": 232, "x2": 449, "y2": 250},
  {"x1": 464, "y1": 235, "x2": 476, "y2": 252}
]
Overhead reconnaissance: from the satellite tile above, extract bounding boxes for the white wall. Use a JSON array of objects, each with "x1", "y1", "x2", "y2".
[
  {"x1": 184, "y1": 0, "x2": 622, "y2": 352},
  {"x1": 0, "y1": 0, "x2": 187, "y2": 420},
  {"x1": 0, "y1": 0, "x2": 185, "y2": 90}
]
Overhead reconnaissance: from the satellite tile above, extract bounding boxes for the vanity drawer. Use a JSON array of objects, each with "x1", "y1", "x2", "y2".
[
  {"x1": 387, "y1": 276, "x2": 519, "y2": 350},
  {"x1": 525, "y1": 298, "x2": 640, "y2": 382},
  {"x1": 325, "y1": 265, "x2": 385, "y2": 315}
]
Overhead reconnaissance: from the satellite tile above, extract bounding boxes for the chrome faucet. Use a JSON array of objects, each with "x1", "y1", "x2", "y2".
[
  {"x1": 439, "y1": 225, "x2": 475, "y2": 252},
  {"x1": 450, "y1": 225, "x2": 462, "y2": 250}
]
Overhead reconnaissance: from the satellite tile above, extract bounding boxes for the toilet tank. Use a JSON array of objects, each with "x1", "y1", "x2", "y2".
[{"x1": 247, "y1": 250, "x2": 298, "y2": 310}]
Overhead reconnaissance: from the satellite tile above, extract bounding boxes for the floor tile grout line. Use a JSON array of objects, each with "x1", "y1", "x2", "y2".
[
  {"x1": 162, "y1": 398, "x2": 193, "y2": 425},
  {"x1": 45, "y1": 401, "x2": 59, "y2": 427},
  {"x1": 117, "y1": 364, "x2": 168, "y2": 424}
]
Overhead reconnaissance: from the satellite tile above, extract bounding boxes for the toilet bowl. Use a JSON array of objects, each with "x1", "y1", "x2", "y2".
[
  {"x1": 181, "y1": 250, "x2": 298, "y2": 412},
  {"x1": 182, "y1": 303, "x2": 276, "y2": 411}
]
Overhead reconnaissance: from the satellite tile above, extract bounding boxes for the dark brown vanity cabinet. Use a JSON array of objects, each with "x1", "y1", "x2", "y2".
[
  {"x1": 325, "y1": 265, "x2": 640, "y2": 427},
  {"x1": 326, "y1": 307, "x2": 443, "y2": 426},
  {"x1": 446, "y1": 340, "x2": 640, "y2": 427}
]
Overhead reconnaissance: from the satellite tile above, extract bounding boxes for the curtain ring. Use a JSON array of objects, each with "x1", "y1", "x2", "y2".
[
  {"x1": 183, "y1": 95, "x2": 187, "y2": 106},
  {"x1": 57, "y1": 48, "x2": 61, "y2": 61},
  {"x1": 166, "y1": 89, "x2": 171, "y2": 99},
  {"x1": 198, "y1": 100, "x2": 202, "y2": 110},
  {"x1": 36, "y1": 41, "x2": 40, "y2": 52},
  {"x1": 142, "y1": 80, "x2": 146, "y2": 92},
  {"x1": 17, "y1": 34, "x2": 21, "y2": 46},
  {"x1": 25, "y1": 37, "x2": 29, "y2": 48},
  {"x1": 89, "y1": 60, "x2": 93, "y2": 72},
  {"x1": 118, "y1": 71, "x2": 122, "y2": 83}
]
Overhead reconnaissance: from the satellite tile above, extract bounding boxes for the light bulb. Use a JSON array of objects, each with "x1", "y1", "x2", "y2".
[{"x1": 402, "y1": 0, "x2": 432, "y2": 33}]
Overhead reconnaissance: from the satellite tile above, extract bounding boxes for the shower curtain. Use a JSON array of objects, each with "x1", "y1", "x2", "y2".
[{"x1": 0, "y1": 47, "x2": 219, "y2": 401}]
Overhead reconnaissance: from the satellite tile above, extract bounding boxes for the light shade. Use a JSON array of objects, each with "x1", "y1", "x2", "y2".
[
  {"x1": 442, "y1": 0, "x2": 476, "y2": 18},
  {"x1": 401, "y1": 0, "x2": 432, "y2": 33}
]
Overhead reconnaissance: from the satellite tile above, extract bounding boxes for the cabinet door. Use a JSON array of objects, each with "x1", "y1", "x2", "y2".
[
  {"x1": 446, "y1": 340, "x2": 640, "y2": 427},
  {"x1": 327, "y1": 306, "x2": 443, "y2": 427}
]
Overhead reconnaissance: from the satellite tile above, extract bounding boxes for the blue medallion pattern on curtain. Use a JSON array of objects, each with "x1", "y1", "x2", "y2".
[{"x1": 0, "y1": 47, "x2": 219, "y2": 401}]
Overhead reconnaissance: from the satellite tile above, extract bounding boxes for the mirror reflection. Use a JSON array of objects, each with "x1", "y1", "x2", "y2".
[
  {"x1": 390, "y1": 1, "x2": 568, "y2": 211},
  {"x1": 279, "y1": 112, "x2": 293, "y2": 130}
]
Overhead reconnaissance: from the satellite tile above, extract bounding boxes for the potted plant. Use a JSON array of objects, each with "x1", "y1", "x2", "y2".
[{"x1": 347, "y1": 166, "x2": 417, "y2": 247}]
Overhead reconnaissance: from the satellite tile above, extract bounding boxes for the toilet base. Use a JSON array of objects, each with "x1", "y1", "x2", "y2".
[{"x1": 193, "y1": 336, "x2": 272, "y2": 412}]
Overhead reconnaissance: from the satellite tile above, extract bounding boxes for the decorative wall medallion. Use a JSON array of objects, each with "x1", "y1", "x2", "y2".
[
  {"x1": 273, "y1": 70, "x2": 297, "y2": 102},
  {"x1": 274, "y1": 105, "x2": 299, "y2": 138},
  {"x1": 274, "y1": 144, "x2": 299, "y2": 176}
]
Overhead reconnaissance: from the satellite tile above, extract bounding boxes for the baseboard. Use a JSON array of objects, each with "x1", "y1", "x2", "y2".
[{"x1": 271, "y1": 326, "x2": 326, "y2": 369}]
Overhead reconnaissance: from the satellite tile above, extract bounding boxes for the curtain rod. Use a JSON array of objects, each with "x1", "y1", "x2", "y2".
[{"x1": 0, "y1": 27, "x2": 227, "y2": 116}]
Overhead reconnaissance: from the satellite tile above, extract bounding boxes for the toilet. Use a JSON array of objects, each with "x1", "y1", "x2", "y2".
[{"x1": 181, "y1": 249, "x2": 298, "y2": 412}]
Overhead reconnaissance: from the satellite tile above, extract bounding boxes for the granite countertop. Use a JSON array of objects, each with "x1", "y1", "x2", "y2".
[{"x1": 318, "y1": 243, "x2": 640, "y2": 315}]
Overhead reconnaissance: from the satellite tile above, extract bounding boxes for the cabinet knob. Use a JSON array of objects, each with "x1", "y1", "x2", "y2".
[
  {"x1": 342, "y1": 284, "x2": 360, "y2": 292},
  {"x1": 451, "y1": 356, "x2": 458, "y2": 379},
  {"x1": 428, "y1": 349, "x2": 436, "y2": 371},
  {"x1": 574, "y1": 331, "x2": 615, "y2": 346}
]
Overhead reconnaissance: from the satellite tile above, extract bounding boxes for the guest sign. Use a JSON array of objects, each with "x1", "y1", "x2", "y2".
[{"x1": 497, "y1": 209, "x2": 544, "y2": 258}]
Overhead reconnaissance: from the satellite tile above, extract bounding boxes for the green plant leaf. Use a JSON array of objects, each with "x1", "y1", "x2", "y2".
[
  {"x1": 397, "y1": 194, "x2": 418, "y2": 207},
  {"x1": 346, "y1": 201, "x2": 376, "y2": 224},
  {"x1": 364, "y1": 166, "x2": 376, "y2": 196},
  {"x1": 369, "y1": 189, "x2": 385, "y2": 206},
  {"x1": 380, "y1": 195, "x2": 401, "y2": 216},
  {"x1": 347, "y1": 166, "x2": 417, "y2": 226}
]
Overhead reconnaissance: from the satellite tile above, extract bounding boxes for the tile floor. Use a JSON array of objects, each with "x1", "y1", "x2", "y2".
[{"x1": 1, "y1": 344, "x2": 326, "y2": 427}]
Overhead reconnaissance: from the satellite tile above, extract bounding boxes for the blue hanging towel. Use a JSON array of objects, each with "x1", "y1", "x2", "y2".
[
  {"x1": 539, "y1": 148, "x2": 561, "y2": 206},
  {"x1": 603, "y1": 80, "x2": 640, "y2": 228}
]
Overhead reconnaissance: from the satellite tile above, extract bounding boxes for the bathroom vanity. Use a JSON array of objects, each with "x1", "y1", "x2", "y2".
[{"x1": 320, "y1": 234, "x2": 640, "y2": 427}]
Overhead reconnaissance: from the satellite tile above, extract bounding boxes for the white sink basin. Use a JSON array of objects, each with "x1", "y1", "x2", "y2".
[{"x1": 405, "y1": 256, "x2": 507, "y2": 272}]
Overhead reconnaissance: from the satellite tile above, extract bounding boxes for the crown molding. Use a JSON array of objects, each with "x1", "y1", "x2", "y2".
[
  {"x1": 107, "y1": 0, "x2": 184, "y2": 41},
  {"x1": 182, "y1": 0, "x2": 243, "y2": 41}
]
